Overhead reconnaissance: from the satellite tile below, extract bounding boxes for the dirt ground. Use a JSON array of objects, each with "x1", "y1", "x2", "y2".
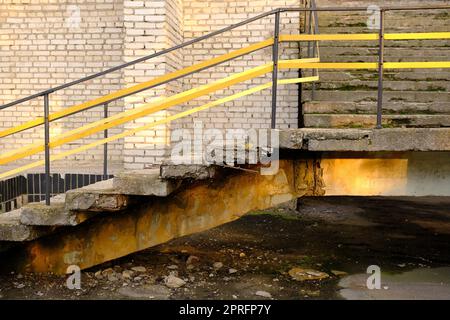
[{"x1": 1, "y1": 196, "x2": 450, "y2": 300}]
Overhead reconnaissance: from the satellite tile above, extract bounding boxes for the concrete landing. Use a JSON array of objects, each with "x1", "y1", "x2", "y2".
[{"x1": 279, "y1": 128, "x2": 450, "y2": 152}]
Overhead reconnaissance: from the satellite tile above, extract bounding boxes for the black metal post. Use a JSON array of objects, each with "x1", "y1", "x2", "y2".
[
  {"x1": 376, "y1": 10, "x2": 385, "y2": 129},
  {"x1": 43, "y1": 93, "x2": 50, "y2": 205},
  {"x1": 103, "y1": 103, "x2": 108, "y2": 179},
  {"x1": 307, "y1": 10, "x2": 312, "y2": 58},
  {"x1": 310, "y1": 23, "x2": 316, "y2": 101},
  {"x1": 298, "y1": 38, "x2": 304, "y2": 128},
  {"x1": 298, "y1": 1, "x2": 309, "y2": 128},
  {"x1": 271, "y1": 10, "x2": 281, "y2": 129},
  {"x1": 311, "y1": 0, "x2": 318, "y2": 101}
]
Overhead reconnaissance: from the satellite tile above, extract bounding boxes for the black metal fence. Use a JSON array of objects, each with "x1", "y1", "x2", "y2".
[{"x1": 0, "y1": 173, "x2": 113, "y2": 213}]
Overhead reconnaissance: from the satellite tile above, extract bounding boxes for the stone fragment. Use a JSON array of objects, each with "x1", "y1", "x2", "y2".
[
  {"x1": 165, "y1": 275, "x2": 186, "y2": 288},
  {"x1": 288, "y1": 267, "x2": 329, "y2": 281},
  {"x1": 131, "y1": 266, "x2": 146, "y2": 273},
  {"x1": 255, "y1": 290, "x2": 272, "y2": 298},
  {"x1": 213, "y1": 262, "x2": 223, "y2": 270}
]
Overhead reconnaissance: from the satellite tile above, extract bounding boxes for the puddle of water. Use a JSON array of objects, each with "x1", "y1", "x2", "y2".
[{"x1": 338, "y1": 267, "x2": 450, "y2": 300}]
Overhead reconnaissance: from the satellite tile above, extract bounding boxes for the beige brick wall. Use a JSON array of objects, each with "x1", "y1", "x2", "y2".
[
  {"x1": 179, "y1": 0, "x2": 304, "y2": 134},
  {"x1": 0, "y1": 0, "x2": 125, "y2": 169}
]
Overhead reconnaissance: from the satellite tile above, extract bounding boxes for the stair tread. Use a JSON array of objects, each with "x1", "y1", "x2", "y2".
[
  {"x1": 112, "y1": 168, "x2": 180, "y2": 196},
  {"x1": 0, "y1": 209, "x2": 54, "y2": 241},
  {"x1": 20, "y1": 194, "x2": 95, "y2": 227},
  {"x1": 304, "y1": 114, "x2": 450, "y2": 128},
  {"x1": 304, "y1": 101, "x2": 450, "y2": 114}
]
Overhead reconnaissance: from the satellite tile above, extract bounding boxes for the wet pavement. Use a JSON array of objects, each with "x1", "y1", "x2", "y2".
[{"x1": 0, "y1": 196, "x2": 449, "y2": 300}]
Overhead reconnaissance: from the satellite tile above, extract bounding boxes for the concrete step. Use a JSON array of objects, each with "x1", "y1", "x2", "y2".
[
  {"x1": 317, "y1": 7, "x2": 448, "y2": 16},
  {"x1": 310, "y1": 80, "x2": 450, "y2": 92},
  {"x1": 0, "y1": 209, "x2": 54, "y2": 241},
  {"x1": 65, "y1": 179, "x2": 130, "y2": 212},
  {"x1": 318, "y1": 19, "x2": 450, "y2": 30},
  {"x1": 159, "y1": 164, "x2": 220, "y2": 180},
  {"x1": 304, "y1": 101, "x2": 450, "y2": 115},
  {"x1": 306, "y1": 90, "x2": 449, "y2": 103},
  {"x1": 113, "y1": 168, "x2": 181, "y2": 196},
  {"x1": 310, "y1": 70, "x2": 450, "y2": 82},
  {"x1": 20, "y1": 194, "x2": 94, "y2": 226},
  {"x1": 304, "y1": 114, "x2": 450, "y2": 128}
]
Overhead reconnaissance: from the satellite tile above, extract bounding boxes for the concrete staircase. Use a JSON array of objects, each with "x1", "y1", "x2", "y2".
[
  {"x1": 302, "y1": 0, "x2": 450, "y2": 128},
  {"x1": 0, "y1": 165, "x2": 215, "y2": 243}
]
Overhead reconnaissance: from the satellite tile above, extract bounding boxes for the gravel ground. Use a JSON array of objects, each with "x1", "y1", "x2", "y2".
[{"x1": 1, "y1": 196, "x2": 450, "y2": 300}]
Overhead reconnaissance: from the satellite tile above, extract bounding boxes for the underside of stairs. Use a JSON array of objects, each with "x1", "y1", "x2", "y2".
[{"x1": 302, "y1": 1, "x2": 450, "y2": 128}]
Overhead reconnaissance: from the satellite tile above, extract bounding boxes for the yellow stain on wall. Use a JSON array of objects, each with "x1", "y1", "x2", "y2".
[{"x1": 321, "y1": 158, "x2": 409, "y2": 196}]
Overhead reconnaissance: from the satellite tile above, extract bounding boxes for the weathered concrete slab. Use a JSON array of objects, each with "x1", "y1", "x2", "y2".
[
  {"x1": 279, "y1": 128, "x2": 450, "y2": 152},
  {"x1": 65, "y1": 179, "x2": 129, "y2": 212},
  {"x1": 113, "y1": 169, "x2": 180, "y2": 196},
  {"x1": 20, "y1": 194, "x2": 93, "y2": 226},
  {"x1": 160, "y1": 164, "x2": 219, "y2": 180},
  {"x1": 0, "y1": 209, "x2": 53, "y2": 241}
]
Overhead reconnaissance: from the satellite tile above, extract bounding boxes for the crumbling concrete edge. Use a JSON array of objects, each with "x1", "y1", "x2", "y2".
[{"x1": 279, "y1": 128, "x2": 450, "y2": 152}]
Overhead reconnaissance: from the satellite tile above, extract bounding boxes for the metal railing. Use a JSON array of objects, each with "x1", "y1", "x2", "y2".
[{"x1": 0, "y1": 5, "x2": 449, "y2": 205}]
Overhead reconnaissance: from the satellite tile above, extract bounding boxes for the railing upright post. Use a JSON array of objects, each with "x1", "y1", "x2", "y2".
[
  {"x1": 307, "y1": 10, "x2": 312, "y2": 58},
  {"x1": 43, "y1": 93, "x2": 51, "y2": 205},
  {"x1": 103, "y1": 103, "x2": 108, "y2": 180},
  {"x1": 271, "y1": 10, "x2": 281, "y2": 129},
  {"x1": 311, "y1": 0, "x2": 319, "y2": 101},
  {"x1": 376, "y1": 9, "x2": 385, "y2": 129}
]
